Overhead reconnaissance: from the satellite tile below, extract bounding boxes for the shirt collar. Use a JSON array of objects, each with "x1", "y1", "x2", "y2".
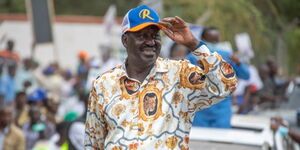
[{"x1": 119, "y1": 57, "x2": 169, "y2": 80}]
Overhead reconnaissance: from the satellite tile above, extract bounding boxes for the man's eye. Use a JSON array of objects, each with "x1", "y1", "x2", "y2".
[
  {"x1": 154, "y1": 34, "x2": 160, "y2": 39},
  {"x1": 137, "y1": 34, "x2": 143, "y2": 39}
]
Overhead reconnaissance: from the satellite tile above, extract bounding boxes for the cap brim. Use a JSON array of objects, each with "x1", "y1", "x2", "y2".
[{"x1": 126, "y1": 22, "x2": 162, "y2": 32}]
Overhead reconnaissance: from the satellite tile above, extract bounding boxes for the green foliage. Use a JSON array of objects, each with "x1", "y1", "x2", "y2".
[
  {"x1": 53, "y1": 0, "x2": 139, "y2": 16},
  {"x1": 0, "y1": 0, "x2": 299, "y2": 73},
  {"x1": 286, "y1": 28, "x2": 300, "y2": 74},
  {"x1": 164, "y1": 0, "x2": 275, "y2": 64},
  {"x1": 164, "y1": 0, "x2": 206, "y2": 22},
  {"x1": 0, "y1": 0, "x2": 139, "y2": 16},
  {"x1": 0, "y1": 0, "x2": 26, "y2": 13},
  {"x1": 272, "y1": 0, "x2": 300, "y2": 23}
]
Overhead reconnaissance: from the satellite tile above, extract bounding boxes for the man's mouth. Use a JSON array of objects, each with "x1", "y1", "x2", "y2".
[{"x1": 142, "y1": 48, "x2": 156, "y2": 56}]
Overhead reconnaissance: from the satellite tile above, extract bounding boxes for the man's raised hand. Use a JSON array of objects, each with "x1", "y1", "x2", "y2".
[{"x1": 158, "y1": 16, "x2": 198, "y2": 51}]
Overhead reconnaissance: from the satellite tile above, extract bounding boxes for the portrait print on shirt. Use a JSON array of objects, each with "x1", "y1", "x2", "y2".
[
  {"x1": 138, "y1": 83, "x2": 163, "y2": 121},
  {"x1": 220, "y1": 61, "x2": 235, "y2": 78},
  {"x1": 143, "y1": 93, "x2": 158, "y2": 116},
  {"x1": 188, "y1": 72, "x2": 205, "y2": 85}
]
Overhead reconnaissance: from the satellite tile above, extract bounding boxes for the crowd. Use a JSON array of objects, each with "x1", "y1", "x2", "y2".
[
  {"x1": 0, "y1": 40, "x2": 121, "y2": 150},
  {"x1": 0, "y1": 25, "x2": 299, "y2": 149}
]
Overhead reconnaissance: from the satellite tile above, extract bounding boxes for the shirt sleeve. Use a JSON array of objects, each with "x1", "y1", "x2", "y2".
[
  {"x1": 84, "y1": 81, "x2": 107, "y2": 150},
  {"x1": 179, "y1": 42, "x2": 237, "y2": 111},
  {"x1": 230, "y1": 61, "x2": 250, "y2": 80}
]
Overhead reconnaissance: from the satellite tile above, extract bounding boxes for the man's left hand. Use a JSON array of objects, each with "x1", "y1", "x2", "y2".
[
  {"x1": 158, "y1": 16, "x2": 198, "y2": 51},
  {"x1": 229, "y1": 53, "x2": 241, "y2": 65}
]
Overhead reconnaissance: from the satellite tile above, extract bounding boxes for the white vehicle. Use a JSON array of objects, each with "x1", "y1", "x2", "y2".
[{"x1": 189, "y1": 115, "x2": 299, "y2": 150}]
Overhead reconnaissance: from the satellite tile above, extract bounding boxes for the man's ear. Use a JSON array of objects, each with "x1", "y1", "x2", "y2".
[{"x1": 121, "y1": 34, "x2": 128, "y2": 48}]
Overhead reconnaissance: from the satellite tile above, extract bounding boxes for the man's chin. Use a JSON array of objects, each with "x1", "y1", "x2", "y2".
[{"x1": 142, "y1": 55, "x2": 157, "y2": 65}]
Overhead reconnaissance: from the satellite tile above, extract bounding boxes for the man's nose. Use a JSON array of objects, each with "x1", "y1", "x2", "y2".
[{"x1": 145, "y1": 37, "x2": 155, "y2": 46}]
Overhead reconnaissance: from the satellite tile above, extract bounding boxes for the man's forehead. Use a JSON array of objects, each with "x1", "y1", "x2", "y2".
[{"x1": 131, "y1": 25, "x2": 160, "y2": 34}]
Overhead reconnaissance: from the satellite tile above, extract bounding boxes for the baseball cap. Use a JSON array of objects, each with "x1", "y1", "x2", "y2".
[
  {"x1": 77, "y1": 50, "x2": 89, "y2": 60},
  {"x1": 28, "y1": 88, "x2": 47, "y2": 102},
  {"x1": 121, "y1": 5, "x2": 162, "y2": 34}
]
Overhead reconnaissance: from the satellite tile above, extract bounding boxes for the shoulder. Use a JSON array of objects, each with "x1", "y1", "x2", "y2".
[
  {"x1": 216, "y1": 50, "x2": 231, "y2": 58},
  {"x1": 156, "y1": 57, "x2": 190, "y2": 72},
  {"x1": 95, "y1": 65, "x2": 124, "y2": 83},
  {"x1": 9, "y1": 125, "x2": 25, "y2": 139},
  {"x1": 92, "y1": 65, "x2": 124, "y2": 95}
]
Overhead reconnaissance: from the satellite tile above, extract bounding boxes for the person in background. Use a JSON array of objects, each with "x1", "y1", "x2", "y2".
[
  {"x1": 169, "y1": 43, "x2": 189, "y2": 60},
  {"x1": 57, "y1": 81, "x2": 85, "y2": 121},
  {"x1": 15, "y1": 91, "x2": 30, "y2": 127},
  {"x1": 187, "y1": 26, "x2": 250, "y2": 128},
  {"x1": 43, "y1": 64, "x2": 64, "y2": 98},
  {"x1": 86, "y1": 44, "x2": 121, "y2": 92},
  {"x1": 67, "y1": 93, "x2": 89, "y2": 150},
  {"x1": 233, "y1": 64, "x2": 263, "y2": 114},
  {"x1": 48, "y1": 121, "x2": 70, "y2": 150},
  {"x1": 0, "y1": 63, "x2": 17, "y2": 104},
  {"x1": 33, "y1": 121, "x2": 69, "y2": 150},
  {"x1": 0, "y1": 40, "x2": 19, "y2": 104},
  {"x1": 0, "y1": 39, "x2": 20, "y2": 63},
  {"x1": 15, "y1": 58, "x2": 38, "y2": 93},
  {"x1": 271, "y1": 117, "x2": 300, "y2": 144},
  {"x1": 266, "y1": 58, "x2": 290, "y2": 101},
  {"x1": 22, "y1": 106, "x2": 55, "y2": 150},
  {"x1": 27, "y1": 88, "x2": 48, "y2": 113},
  {"x1": 45, "y1": 93, "x2": 61, "y2": 124},
  {"x1": 60, "y1": 69, "x2": 76, "y2": 101},
  {"x1": 77, "y1": 50, "x2": 90, "y2": 86},
  {"x1": 0, "y1": 105, "x2": 26, "y2": 150},
  {"x1": 258, "y1": 58, "x2": 289, "y2": 108}
]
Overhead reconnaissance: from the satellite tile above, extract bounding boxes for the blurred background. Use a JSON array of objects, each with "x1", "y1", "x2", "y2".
[{"x1": 0, "y1": 0, "x2": 299, "y2": 150}]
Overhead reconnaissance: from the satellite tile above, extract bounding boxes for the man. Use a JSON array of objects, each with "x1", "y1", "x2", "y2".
[
  {"x1": 0, "y1": 39, "x2": 20, "y2": 63},
  {"x1": 14, "y1": 91, "x2": 30, "y2": 127},
  {"x1": 0, "y1": 105, "x2": 26, "y2": 150},
  {"x1": 169, "y1": 43, "x2": 189, "y2": 60},
  {"x1": 86, "y1": 45, "x2": 121, "y2": 92},
  {"x1": 271, "y1": 117, "x2": 300, "y2": 144},
  {"x1": 85, "y1": 5, "x2": 237, "y2": 149},
  {"x1": 187, "y1": 26, "x2": 250, "y2": 128},
  {"x1": 67, "y1": 93, "x2": 89, "y2": 150},
  {"x1": 22, "y1": 106, "x2": 55, "y2": 150},
  {"x1": 15, "y1": 58, "x2": 38, "y2": 93},
  {"x1": 0, "y1": 63, "x2": 17, "y2": 103}
]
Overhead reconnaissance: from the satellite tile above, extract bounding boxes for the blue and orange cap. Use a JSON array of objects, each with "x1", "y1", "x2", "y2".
[{"x1": 121, "y1": 5, "x2": 162, "y2": 34}]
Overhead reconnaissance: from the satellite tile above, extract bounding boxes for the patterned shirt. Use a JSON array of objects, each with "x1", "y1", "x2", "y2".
[{"x1": 84, "y1": 42, "x2": 237, "y2": 150}]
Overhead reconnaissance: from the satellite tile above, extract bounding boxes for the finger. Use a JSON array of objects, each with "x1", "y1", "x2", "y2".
[
  {"x1": 160, "y1": 27, "x2": 175, "y2": 41},
  {"x1": 162, "y1": 17, "x2": 180, "y2": 26},
  {"x1": 158, "y1": 21, "x2": 175, "y2": 30},
  {"x1": 175, "y1": 16, "x2": 185, "y2": 24},
  {"x1": 161, "y1": 17, "x2": 176, "y2": 23}
]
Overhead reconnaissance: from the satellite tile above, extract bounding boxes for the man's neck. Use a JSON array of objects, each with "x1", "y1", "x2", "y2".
[{"x1": 126, "y1": 60, "x2": 154, "y2": 83}]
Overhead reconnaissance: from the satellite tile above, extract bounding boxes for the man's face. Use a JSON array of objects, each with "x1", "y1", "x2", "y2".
[
  {"x1": 171, "y1": 44, "x2": 189, "y2": 60},
  {"x1": 29, "y1": 108, "x2": 41, "y2": 124},
  {"x1": 144, "y1": 95, "x2": 156, "y2": 111},
  {"x1": 122, "y1": 25, "x2": 161, "y2": 67},
  {"x1": 16, "y1": 93, "x2": 26, "y2": 108},
  {"x1": 203, "y1": 30, "x2": 220, "y2": 44},
  {"x1": 0, "y1": 108, "x2": 13, "y2": 127},
  {"x1": 7, "y1": 40, "x2": 14, "y2": 51}
]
